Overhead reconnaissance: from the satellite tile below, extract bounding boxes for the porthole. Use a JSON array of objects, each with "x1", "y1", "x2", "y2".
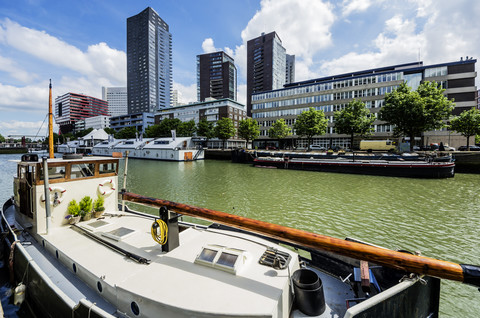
[
  {"x1": 97, "y1": 281, "x2": 102, "y2": 293},
  {"x1": 72, "y1": 263, "x2": 77, "y2": 273},
  {"x1": 131, "y1": 301, "x2": 140, "y2": 316}
]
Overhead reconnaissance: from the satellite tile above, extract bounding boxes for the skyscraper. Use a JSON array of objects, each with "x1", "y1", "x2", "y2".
[
  {"x1": 127, "y1": 7, "x2": 172, "y2": 114},
  {"x1": 246, "y1": 31, "x2": 292, "y2": 116},
  {"x1": 102, "y1": 86, "x2": 127, "y2": 116},
  {"x1": 285, "y1": 54, "x2": 295, "y2": 85},
  {"x1": 197, "y1": 51, "x2": 237, "y2": 102}
]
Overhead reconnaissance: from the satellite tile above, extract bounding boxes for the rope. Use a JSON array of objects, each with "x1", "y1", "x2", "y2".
[{"x1": 151, "y1": 219, "x2": 168, "y2": 245}]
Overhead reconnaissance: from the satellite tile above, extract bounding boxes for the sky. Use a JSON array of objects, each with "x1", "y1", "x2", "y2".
[{"x1": 0, "y1": 0, "x2": 479, "y2": 139}]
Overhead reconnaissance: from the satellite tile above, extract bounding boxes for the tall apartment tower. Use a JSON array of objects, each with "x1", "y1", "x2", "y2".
[
  {"x1": 197, "y1": 51, "x2": 237, "y2": 102},
  {"x1": 102, "y1": 86, "x2": 128, "y2": 116},
  {"x1": 286, "y1": 54, "x2": 295, "y2": 84},
  {"x1": 247, "y1": 31, "x2": 291, "y2": 116},
  {"x1": 127, "y1": 7, "x2": 172, "y2": 114}
]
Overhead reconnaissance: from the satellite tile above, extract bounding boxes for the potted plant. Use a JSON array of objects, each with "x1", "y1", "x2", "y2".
[
  {"x1": 66, "y1": 199, "x2": 81, "y2": 224},
  {"x1": 93, "y1": 195, "x2": 105, "y2": 218},
  {"x1": 79, "y1": 196, "x2": 93, "y2": 221}
]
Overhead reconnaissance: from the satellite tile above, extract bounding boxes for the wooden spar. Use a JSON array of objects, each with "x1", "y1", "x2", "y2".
[
  {"x1": 48, "y1": 79, "x2": 54, "y2": 159},
  {"x1": 122, "y1": 191, "x2": 480, "y2": 287}
]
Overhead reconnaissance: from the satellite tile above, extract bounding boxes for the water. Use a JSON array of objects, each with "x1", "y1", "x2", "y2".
[{"x1": 0, "y1": 154, "x2": 479, "y2": 317}]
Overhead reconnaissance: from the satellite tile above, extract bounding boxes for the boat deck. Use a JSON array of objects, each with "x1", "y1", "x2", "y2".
[{"x1": 32, "y1": 210, "x2": 355, "y2": 317}]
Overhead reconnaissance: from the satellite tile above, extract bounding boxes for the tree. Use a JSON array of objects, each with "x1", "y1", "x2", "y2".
[
  {"x1": 0, "y1": 133, "x2": 5, "y2": 142},
  {"x1": 214, "y1": 117, "x2": 236, "y2": 149},
  {"x1": 104, "y1": 127, "x2": 115, "y2": 135},
  {"x1": 115, "y1": 127, "x2": 138, "y2": 139},
  {"x1": 334, "y1": 99, "x2": 374, "y2": 149},
  {"x1": 238, "y1": 118, "x2": 260, "y2": 148},
  {"x1": 293, "y1": 107, "x2": 328, "y2": 147},
  {"x1": 196, "y1": 119, "x2": 215, "y2": 140},
  {"x1": 145, "y1": 118, "x2": 182, "y2": 138},
  {"x1": 178, "y1": 120, "x2": 197, "y2": 137},
  {"x1": 268, "y1": 119, "x2": 292, "y2": 149},
  {"x1": 450, "y1": 108, "x2": 480, "y2": 150},
  {"x1": 380, "y1": 81, "x2": 454, "y2": 151}
]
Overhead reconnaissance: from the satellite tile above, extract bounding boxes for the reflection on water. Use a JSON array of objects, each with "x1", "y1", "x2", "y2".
[{"x1": 0, "y1": 154, "x2": 479, "y2": 317}]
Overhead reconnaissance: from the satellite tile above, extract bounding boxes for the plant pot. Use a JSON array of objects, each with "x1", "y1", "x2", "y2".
[
  {"x1": 93, "y1": 210, "x2": 104, "y2": 218},
  {"x1": 69, "y1": 216, "x2": 81, "y2": 224},
  {"x1": 81, "y1": 213, "x2": 92, "y2": 221}
]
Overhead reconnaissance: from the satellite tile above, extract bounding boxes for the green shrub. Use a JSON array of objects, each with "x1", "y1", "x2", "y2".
[
  {"x1": 93, "y1": 195, "x2": 105, "y2": 212},
  {"x1": 79, "y1": 196, "x2": 93, "y2": 217},
  {"x1": 67, "y1": 199, "x2": 81, "y2": 217}
]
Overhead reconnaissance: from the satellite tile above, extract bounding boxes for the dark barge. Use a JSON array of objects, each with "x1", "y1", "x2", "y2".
[{"x1": 253, "y1": 156, "x2": 455, "y2": 178}]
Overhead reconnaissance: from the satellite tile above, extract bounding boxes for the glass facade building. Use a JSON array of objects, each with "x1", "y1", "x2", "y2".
[
  {"x1": 127, "y1": 7, "x2": 172, "y2": 114},
  {"x1": 197, "y1": 51, "x2": 237, "y2": 102},
  {"x1": 246, "y1": 32, "x2": 294, "y2": 117},
  {"x1": 102, "y1": 86, "x2": 128, "y2": 117},
  {"x1": 251, "y1": 59, "x2": 477, "y2": 149},
  {"x1": 55, "y1": 93, "x2": 109, "y2": 134}
]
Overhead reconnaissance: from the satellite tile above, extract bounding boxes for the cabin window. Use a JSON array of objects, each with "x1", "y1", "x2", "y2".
[
  {"x1": 71, "y1": 163, "x2": 95, "y2": 179},
  {"x1": 40, "y1": 166, "x2": 66, "y2": 180},
  {"x1": 99, "y1": 162, "x2": 117, "y2": 174}
]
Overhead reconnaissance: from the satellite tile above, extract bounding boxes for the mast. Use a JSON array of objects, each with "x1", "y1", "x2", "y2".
[{"x1": 48, "y1": 79, "x2": 54, "y2": 159}]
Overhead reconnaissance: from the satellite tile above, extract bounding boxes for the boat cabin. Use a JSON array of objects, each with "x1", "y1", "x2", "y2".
[{"x1": 13, "y1": 154, "x2": 119, "y2": 235}]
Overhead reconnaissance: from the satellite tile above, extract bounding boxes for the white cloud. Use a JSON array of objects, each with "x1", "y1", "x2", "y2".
[
  {"x1": 0, "y1": 55, "x2": 37, "y2": 83},
  {"x1": 201, "y1": 38, "x2": 219, "y2": 53},
  {"x1": 0, "y1": 19, "x2": 126, "y2": 85},
  {"x1": 341, "y1": 0, "x2": 374, "y2": 17},
  {"x1": 173, "y1": 82, "x2": 197, "y2": 104}
]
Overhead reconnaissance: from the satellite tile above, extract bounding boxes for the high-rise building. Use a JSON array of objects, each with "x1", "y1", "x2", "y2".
[
  {"x1": 127, "y1": 7, "x2": 172, "y2": 114},
  {"x1": 246, "y1": 31, "x2": 290, "y2": 116},
  {"x1": 55, "y1": 93, "x2": 108, "y2": 134},
  {"x1": 197, "y1": 51, "x2": 237, "y2": 102},
  {"x1": 286, "y1": 54, "x2": 295, "y2": 84},
  {"x1": 102, "y1": 87, "x2": 127, "y2": 116}
]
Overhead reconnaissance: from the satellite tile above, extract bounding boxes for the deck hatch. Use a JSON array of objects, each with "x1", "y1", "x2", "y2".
[
  {"x1": 195, "y1": 245, "x2": 245, "y2": 274},
  {"x1": 259, "y1": 247, "x2": 291, "y2": 269},
  {"x1": 102, "y1": 227, "x2": 135, "y2": 241}
]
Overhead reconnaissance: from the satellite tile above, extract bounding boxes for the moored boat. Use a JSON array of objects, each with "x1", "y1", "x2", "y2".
[
  {"x1": 253, "y1": 156, "x2": 455, "y2": 178},
  {"x1": 1, "y1": 153, "x2": 479, "y2": 317}
]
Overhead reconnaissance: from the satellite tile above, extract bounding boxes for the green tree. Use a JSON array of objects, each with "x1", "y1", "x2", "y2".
[
  {"x1": 450, "y1": 108, "x2": 480, "y2": 150},
  {"x1": 197, "y1": 119, "x2": 215, "y2": 139},
  {"x1": 115, "y1": 127, "x2": 138, "y2": 139},
  {"x1": 145, "y1": 118, "x2": 182, "y2": 138},
  {"x1": 268, "y1": 119, "x2": 292, "y2": 149},
  {"x1": 178, "y1": 120, "x2": 197, "y2": 137},
  {"x1": 0, "y1": 133, "x2": 5, "y2": 142},
  {"x1": 380, "y1": 81, "x2": 454, "y2": 151},
  {"x1": 75, "y1": 128, "x2": 94, "y2": 139},
  {"x1": 334, "y1": 99, "x2": 374, "y2": 149},
  {"x1": 293, "y1": 107, "x2": 328, "y2": 146},
  {"x1": 214, "y1": 117, "x2": 236, "y2": 149},
  {"x1": 104, "y1": 127, "x2": 115, "y2": 135},
  {"x1": 238, "y1": 118, "x2": 260, "y2": 148}
]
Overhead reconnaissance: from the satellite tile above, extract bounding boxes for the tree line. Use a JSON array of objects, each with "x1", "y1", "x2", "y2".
[{"x1": 3, "y1": 81, "x2": 478, "y2": 149}]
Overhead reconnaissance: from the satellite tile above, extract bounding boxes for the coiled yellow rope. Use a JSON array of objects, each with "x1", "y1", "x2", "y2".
[{"x1": 151, "y1": 219, "x2": 168, "y2": 245}]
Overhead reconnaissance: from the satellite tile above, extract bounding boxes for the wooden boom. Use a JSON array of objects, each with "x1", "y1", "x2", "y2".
[{"x1": 122, "y1": 191, "x2": 480, "y2": 287}]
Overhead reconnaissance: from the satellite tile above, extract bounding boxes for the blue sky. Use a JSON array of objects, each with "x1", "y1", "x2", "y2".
[{"x1": 0, "y1": 0, "x2": 479, "y2": 138}]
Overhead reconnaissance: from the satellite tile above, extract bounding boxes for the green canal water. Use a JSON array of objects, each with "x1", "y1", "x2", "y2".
[{"x1": 0, "y1": 154, "x2": 479, "y2": 317}]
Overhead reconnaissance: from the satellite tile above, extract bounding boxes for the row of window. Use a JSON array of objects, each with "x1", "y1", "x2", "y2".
[
  {"x1": 252, "y1": 72, "x2": 403, "y2": 101},
  {"x1": 252, "y1": 86, "x2": 397, "y2": 110}
]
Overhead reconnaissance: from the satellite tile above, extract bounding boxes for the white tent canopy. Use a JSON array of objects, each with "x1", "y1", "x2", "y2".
[{"x1": 80, "y1": 129, "x2": 109, "y2": 141}]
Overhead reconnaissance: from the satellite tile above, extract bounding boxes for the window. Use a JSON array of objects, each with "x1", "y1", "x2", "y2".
[
  {"x1": 99, "y1": 162, "x2": 117, "y2": 174},
  {"x1": 71, "y1": 163, "x2": 95, "y2": 179},
  {"x1": 40, "y1": 166, "x2": 66, "y2": 180}
]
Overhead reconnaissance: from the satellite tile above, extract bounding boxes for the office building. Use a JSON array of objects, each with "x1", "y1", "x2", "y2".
[
  {"x1": 85, "y1": 116, "x2": 110, "y2": 130},
  {"x1": 102, "y1": 87, "x2": 127, "y2": 116},
  {"x1": 251, "y1": 59, "x2": 477, "y2": 149},
  {"x1": 127, "y1": 7, "x2": 172, "y2": 114},
  {"x1": 286, "y1": 54, "x2": 295, "y2": 84},
  {"x1": 246, "y1": 31, "x2": 293, "y2": 116},
  {"x1": 55, "y1": 93, "x2": 108, "y2": 134},
  {"x1": 155, "y1": 98, "x2": 247, "y2": 138},
  {"x1": 197, "y1": 51, "x2": 237, "y2": 102},
  {"x1": 109, "y1": 112, "x2": 154, "y2": 134}
]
